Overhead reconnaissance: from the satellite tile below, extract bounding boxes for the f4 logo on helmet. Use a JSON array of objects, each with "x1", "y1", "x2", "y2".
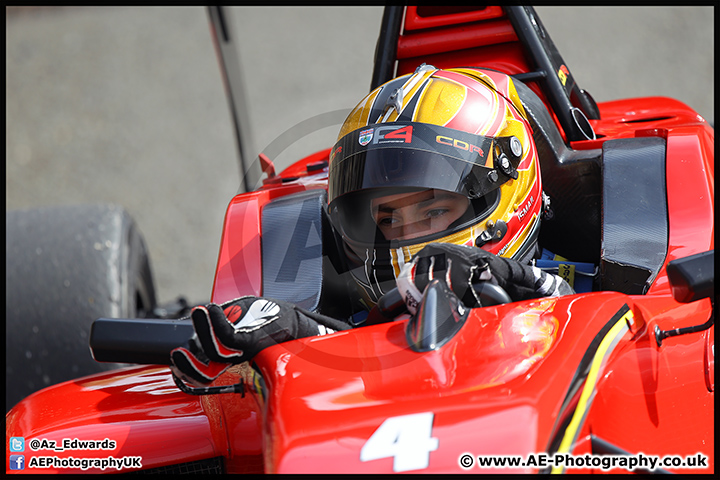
[{"x1": 374, "y1": 125, "x2": 413, "y2": 144}]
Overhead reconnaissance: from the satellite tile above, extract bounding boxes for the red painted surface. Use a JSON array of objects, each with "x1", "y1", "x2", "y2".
[{"x1": 6, "y1": 7, "x2": 713, "y2": 475}]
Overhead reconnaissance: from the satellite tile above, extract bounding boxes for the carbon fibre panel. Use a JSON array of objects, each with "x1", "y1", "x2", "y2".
[{"x1": 600, "y1": 137, "x2": 668, "y2": 294}]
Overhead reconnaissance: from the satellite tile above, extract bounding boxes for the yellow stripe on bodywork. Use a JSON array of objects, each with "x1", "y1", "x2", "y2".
[{"x1": 550, "y1": 308, "x2": 634, "y2": 474}]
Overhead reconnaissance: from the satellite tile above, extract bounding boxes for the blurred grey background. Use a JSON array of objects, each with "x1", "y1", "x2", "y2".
[{"x1": 6, "y1": 6, "x2": 714, "y2": 306}]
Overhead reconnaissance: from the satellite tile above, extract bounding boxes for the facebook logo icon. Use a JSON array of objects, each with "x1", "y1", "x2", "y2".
[{"x1": 9, "y1": 455, "x2": 25, "y2": 470}]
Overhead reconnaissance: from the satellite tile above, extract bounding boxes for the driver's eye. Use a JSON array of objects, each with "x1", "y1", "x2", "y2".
[
  {"x1": 376, "y1": 216, "x2": 398, "y2": 227},
  {"x1": 426, "y1": 208, "x2": 449, "y2": 219}
]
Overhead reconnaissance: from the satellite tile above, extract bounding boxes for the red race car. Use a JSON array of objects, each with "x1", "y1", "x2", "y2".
[{"x1": 6, "y1": 6, "x2": 713, "y2": 474}]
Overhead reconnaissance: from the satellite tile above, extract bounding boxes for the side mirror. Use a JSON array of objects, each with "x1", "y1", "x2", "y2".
[{"x1": 666, "y1": 250, "x2": 714, "y2": 303}]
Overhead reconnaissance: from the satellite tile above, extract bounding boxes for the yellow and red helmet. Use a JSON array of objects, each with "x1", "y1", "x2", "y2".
[{"x1": 328, "y1": 66, "x2": 543, "y2": 306}]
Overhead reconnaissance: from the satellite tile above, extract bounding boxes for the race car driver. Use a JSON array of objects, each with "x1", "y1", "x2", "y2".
[{"x1": 171, "y1": 66, "x2": 574, "y2": 386}]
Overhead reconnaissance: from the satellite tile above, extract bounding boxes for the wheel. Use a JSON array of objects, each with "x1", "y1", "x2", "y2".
[{"x1": 5, "y1": 204, "x2": 157, "y2": 412}]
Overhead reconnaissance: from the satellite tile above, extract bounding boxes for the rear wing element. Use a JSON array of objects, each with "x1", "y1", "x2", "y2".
[{"x1": 371, "y1": 6, "x2": 599, "y2": 143}]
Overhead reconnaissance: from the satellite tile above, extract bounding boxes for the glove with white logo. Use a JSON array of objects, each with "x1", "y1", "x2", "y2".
[
  {"x1": 397, "y1": 243, "x2": 574, "y2": 314},
  {"x1": 170, "y1": 296, "x2": 351, "y2": 386}
]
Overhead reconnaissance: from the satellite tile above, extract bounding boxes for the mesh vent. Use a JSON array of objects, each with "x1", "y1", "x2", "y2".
[
  {"x1": 133, "y1": 456, "x2": 224, "y2": 474},
  {"x1": 261, "y1": 189, "x2": 326, "y2": 311}
]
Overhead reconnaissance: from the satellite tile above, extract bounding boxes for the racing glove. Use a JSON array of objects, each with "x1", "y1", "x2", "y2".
[
  {"x1": 170, "y1": 296, "x2": 351, "y2": 386},
  {"x1": 396, "y1": 243, "x2": 574, "y2": 314}
]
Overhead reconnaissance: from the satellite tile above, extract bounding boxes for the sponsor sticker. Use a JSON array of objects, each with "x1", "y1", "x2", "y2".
[
  {"x1": 558, "y1": 65, "x2": 569, "y2": 86},
  {"x1": 359, "y1": 128, "x2": 374, "y2": 146},
  {"x1": 374, "y1": 125, "x2": 413, "y2": 144},
  {"x1": 330, "y1": 145, "x2": 342, "y2": 161},
  {"x1": 436, "y1": 135, "x2": 485, "y2": 157},
  {"x1": 558, "y1": 263, "x2": 575, "y2": 288}
]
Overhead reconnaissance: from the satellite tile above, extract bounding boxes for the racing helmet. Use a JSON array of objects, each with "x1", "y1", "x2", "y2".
[{"x1": 328, "y1": 66, "x2": 543, "y2": 306}]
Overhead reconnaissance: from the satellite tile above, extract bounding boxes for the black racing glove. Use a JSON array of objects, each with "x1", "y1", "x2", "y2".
[
  {"x1": 396, "y1": 243, "x2": 574, "y2": 314},
  {"x1": 170, "y1": 296, "x2": 351, "y2": 386}
]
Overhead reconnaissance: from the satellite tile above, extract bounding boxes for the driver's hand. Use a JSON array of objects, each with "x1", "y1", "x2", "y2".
[
  {"x1": 170, "y1": 296, "x2": 351, "y2": 386},
  {"x1": 396, "y1": 243, "x2": 491, "y2": 314},
  {"x1": 396, "y1": 243, "x2": 574, "y2": 314}
]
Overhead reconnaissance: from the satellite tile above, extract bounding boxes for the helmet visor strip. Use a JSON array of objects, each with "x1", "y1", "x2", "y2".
[{"x1": 329, "y1": 122, "x2": 521, "y2": 202}]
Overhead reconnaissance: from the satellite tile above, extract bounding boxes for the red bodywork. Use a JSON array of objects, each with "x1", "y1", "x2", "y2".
[{"x1": 6, "y1": 6, "x2": 713, "y2": 474}]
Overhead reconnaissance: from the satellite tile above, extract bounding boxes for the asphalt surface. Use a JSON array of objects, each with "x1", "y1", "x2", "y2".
[{"x1": 6, "y1": 6, "x2": 714, "y2": 306}]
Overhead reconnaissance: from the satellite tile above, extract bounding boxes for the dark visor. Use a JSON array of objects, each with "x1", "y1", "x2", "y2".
[{"x1": 328, "y1": 122, "x2": 520, "y2": 203}]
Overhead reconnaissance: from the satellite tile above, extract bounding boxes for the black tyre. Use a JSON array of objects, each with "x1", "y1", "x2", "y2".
[{"x1": 5, "y1": 204, "x2": 157, "y2": 411}]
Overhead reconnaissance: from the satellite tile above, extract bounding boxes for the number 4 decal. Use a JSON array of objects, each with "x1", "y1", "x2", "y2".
[{"x1": 360, "y1": 412, "x2": 438, "y2": 472}]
